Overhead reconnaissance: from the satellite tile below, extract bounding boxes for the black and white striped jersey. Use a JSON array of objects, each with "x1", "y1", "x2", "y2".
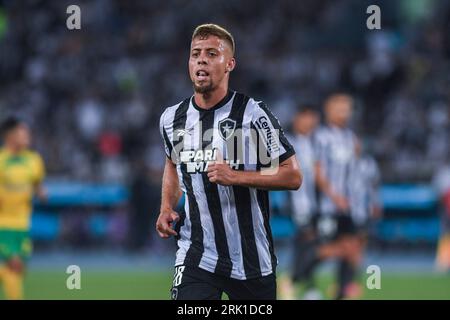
[
  {"x1": 289, "y1": 133, "x2": 317, "y2": 226},
  {"x1": 159, "y1": 90, "x2": 295, "y2": 280},
  {"x1": 349, "y1": 155, "x2": 381, "y2": 226},
  {"x1": 314, "y1": 125, "x2": 357, "y2": 215}
]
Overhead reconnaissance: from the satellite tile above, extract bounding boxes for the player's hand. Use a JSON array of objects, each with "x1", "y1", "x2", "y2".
[
  {"x1": 206, "y1": 160, "x2": 236, "y2": 186},
  {"x1": 7, "y1": 256, "x2": 24, "y2": 273},
  {"x1": 156, "y1": 209, "x2": 179, "y2": 238},
  {"x1": 36, "y1": 185, "x2": 48, "y2": 203},
  {"x1": 331, "y1": 194, "x2": 349, "y2": 212}
]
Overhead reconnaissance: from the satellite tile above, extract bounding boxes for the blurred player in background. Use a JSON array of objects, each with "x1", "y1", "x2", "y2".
[
  {"x1": 0, "y1": 117, "x2": 46, "y2": 300},
  {"x1": 313, "y1": 94, "x2": 360, "y2": 299},
  {"x1": 432, "y1": 157, "x2": 450, "y2": 272},
  {"x1": 279, "y1": 106, "x2": 321, "y2": 300},
  {"x1": 347, "y1": 137, "x2": 382, "y2": 297}
]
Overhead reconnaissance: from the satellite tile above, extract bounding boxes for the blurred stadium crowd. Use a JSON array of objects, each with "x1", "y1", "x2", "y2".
[{"x1": 0, "y1": 0, "x2": 449, "y2": 184}]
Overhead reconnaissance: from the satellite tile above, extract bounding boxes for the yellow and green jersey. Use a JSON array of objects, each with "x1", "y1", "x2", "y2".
[{"x1": 0, "y1": 148, "x2": 45, "y2": 231}]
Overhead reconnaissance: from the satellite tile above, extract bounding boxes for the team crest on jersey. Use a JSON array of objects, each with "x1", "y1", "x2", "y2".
[{"x1": 218, "y1": 118, "x2": 236, "y2": 140}]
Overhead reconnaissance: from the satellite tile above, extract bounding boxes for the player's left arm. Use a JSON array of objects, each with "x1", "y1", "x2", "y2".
[{"x1": 207, "y1": 154, "x2": 301, "y2": 190}]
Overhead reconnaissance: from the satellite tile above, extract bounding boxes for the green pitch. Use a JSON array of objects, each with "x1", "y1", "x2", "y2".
[{"x1": 0, "y1": 270, "x2": 449, "y2": 299}]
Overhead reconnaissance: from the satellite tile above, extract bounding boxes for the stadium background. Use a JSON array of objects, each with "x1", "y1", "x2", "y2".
[{"x1": 0, "y1": 0, "x2": 449, "y2": 299}]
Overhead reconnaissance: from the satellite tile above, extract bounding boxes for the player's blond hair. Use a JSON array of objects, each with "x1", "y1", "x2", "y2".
[{"x1": 192, "y1": 23, "x2": 235, "y2": 55}]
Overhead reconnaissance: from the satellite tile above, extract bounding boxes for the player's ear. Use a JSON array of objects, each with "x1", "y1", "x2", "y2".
[{"x1": 226, "y1": 58, "x2": 236, "y2": 73}]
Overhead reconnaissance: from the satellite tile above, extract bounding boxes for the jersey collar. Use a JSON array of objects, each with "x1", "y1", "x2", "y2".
[{"x1": 191, "y1": 90, "x2": 234, "y2": 112}]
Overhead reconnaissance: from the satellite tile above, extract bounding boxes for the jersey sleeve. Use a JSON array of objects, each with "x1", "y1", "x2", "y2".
[
  {"x1": 159, "y1": 109, "x2": 173, "y2": 160},
  {"x1": 251, "y1": 101, "x2": 295, "y2": 166}
]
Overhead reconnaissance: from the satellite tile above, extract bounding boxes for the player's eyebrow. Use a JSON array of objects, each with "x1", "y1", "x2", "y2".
[{"x1": 191, "y1": 46, "x2": 220, "y2": 52}]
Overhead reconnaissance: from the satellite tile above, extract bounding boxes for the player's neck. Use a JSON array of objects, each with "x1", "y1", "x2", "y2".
[
  {"x1": 4, "y1": 144, "x2": 23, "y2": 154},
  {"x1": 297, "y1": 128, "x2": 310, "y2": 136},
  {"x1": 328, "y1": 121, "x2": 346, "y2": 129},
  {"x1": 194, "y1": 86, "x2": 229, "y2": 110}
]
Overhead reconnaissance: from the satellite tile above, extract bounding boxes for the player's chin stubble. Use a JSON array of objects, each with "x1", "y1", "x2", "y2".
[{"x1": 193, "y1": 81, "x2": 214, "y2": 94}]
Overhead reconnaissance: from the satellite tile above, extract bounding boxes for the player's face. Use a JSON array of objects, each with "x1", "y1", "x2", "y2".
[
  {"x1": 294, "y1": 112, "x2": 318, "y2": 135},
  {"x1": 9, "y1": 125, "x2": 31, "y2": 150},
  {"x1": 189, "y1": 35, "x2": 235, "y2": 94},
  {"x1": 327, "y1": 98, "x2": 352, "y2": 127}
]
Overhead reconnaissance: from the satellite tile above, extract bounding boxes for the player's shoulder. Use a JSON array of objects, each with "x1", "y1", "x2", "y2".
[
  {"x1": 244, "y1": 94, "x2": 269, "y2": 112},
  {"x1": 242, "y1": 95, "x2": 279, "y2": 123},
  {"x1": 160, "y1": 97, "x2": 191, "y2": 127}
]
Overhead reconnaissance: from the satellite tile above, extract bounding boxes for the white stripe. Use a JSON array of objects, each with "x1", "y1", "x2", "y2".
[
  {"x1": 194, "y1": 173, "x2": 219, "y2": 270},
  {"x1": 217, "y1": 184, "x2": 246, "y2": 279},
  {"x1": 249, "y1": 188, "x2": 272, "y2": 275}
]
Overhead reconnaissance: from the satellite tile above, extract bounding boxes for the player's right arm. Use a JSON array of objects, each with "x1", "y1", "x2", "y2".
[{"x1": 156, "y1": 158, "x2": 182, "y2": 238}]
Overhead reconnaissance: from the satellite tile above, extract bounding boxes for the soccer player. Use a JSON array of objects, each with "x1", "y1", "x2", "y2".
[
  {"x1": 0, "y1": 117, "x2": 46, "y2": 300},
  {"x1": 313, "y1": 94, "x2": 360, "y2": 299},
  {"x1": 156, "y1": 24, "x2": 302, "y2": 300},
  {"x1": 279, "y1": 106, "x2": 321, "y2": 300},
  {"x1": 432, "y1": 159, "x2": 450, "y2": 272},
  {"x1": 347, "y1": 138, "x2": 382, "y2": 297},
  {"x1": 349, "y1": 139, "x2": 382, "y2": 234}
]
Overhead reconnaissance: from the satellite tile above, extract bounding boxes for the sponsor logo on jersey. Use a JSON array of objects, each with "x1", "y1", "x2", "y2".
[{"x1": 256, "y1": 116, "x2": 280, "y2": 154}]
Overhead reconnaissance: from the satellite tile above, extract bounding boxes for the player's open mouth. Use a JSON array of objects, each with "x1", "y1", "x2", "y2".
[{"x1": 196, "y1": 70, "x2": 209, "y2": 81}]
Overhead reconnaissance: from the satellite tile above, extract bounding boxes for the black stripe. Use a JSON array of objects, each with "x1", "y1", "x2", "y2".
[
  {"x1": 162, "y1": 127, "x2": 173, "y2": 159},
  {"x1": 181, "y1": 168, "x2": 204, "y2": 267},
  {"x1": 174, "y1": 199, "x2": 186, "y2": 241},
  {"x1": 227, "y1": 92, "x2": 249, "y2": 167},
  {"x1": 173, "y1": 99, "x2": 204, "y2": 267},
  {"x1": 199, "y1": 110, "x2": 233, "y2": 276},
  {"x1": 227, "y1": 93, "x2": 262, "y2": 278}
]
